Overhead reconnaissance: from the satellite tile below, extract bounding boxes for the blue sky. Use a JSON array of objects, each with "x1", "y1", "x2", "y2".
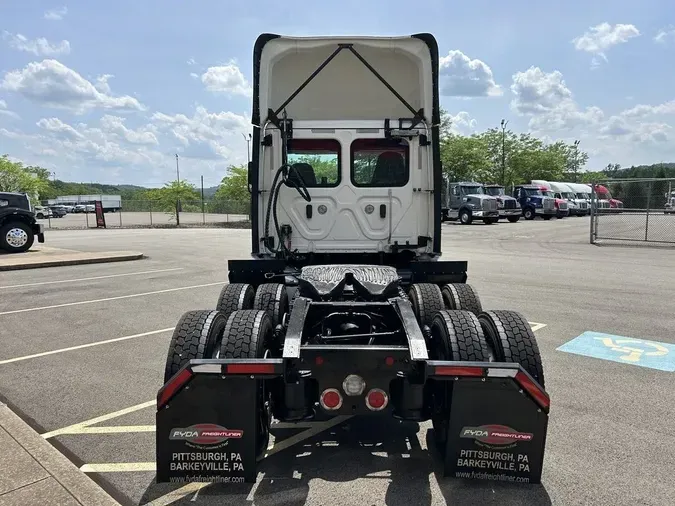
[{"x1": 1, "y1": 1, "x2": 674, "y2": 187}]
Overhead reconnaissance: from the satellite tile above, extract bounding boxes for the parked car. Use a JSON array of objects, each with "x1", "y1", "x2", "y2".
[
  {"x1": 0, "y1": 192, "x2": 45, "y2": 253},
  {"x1": 33, "y1": 206, "x2": 53, "y2": 219},
  {"x1": 49, "y1": 205, "x2": 67, "y2": 218},
  {"x1": 482, "y1": 184, "x2": 521, "y2": 222},
  {"x1": 512, "y1": 185, "x2": 557, "y2": 220},
  {"x1": 73, "y1": 205, "x2": 87, "y2": 213}
]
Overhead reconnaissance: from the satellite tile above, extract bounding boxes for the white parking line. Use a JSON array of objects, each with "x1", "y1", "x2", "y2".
[
  {"x1": 0, "y1": 281, "x2": 225, "y2": 316},
  {"x1": 0, "y1": 328, "x2": 173, "y2": 366},
  {"x1": 0, "y1": 268, "x2": 184, "y2": 289},
  {"x1": 529, "y1": 322, "x2": 547, "y2": 332}
]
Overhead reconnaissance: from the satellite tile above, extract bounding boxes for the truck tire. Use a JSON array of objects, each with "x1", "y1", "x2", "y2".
[
  {"x1": 507, "y1": 216, "x2": 520, "y2": 223},
  {"x1": 459, "y1": 209, "x2": 472, "y2": 225},
  {"x1": 218, "y1": 310, "x2": 274, "y2": 458},
  {"x1": 164, "y1": 310, "x2": 226, "y2": 383},
  {"x1": 441, "y1": 283, "x2": 482, "y2": 316},
  {"x1": 428, "y1": 310, "x2": 489, "y2": 451},
  {"x1": 216, "y1": 283, "x2": 255, "y2": 320},
  {"x1": 254, "y1": 283, "x2": 288, "y2": 327},
  {"x1": 409, "y1": 283, "x2": 444, "y2": 328},
  {"x1": 0, "y1": 222, "x2": 35, "y2": 253},
  {"x1": 478, "y1": 310, "x2": 545, "y2": 387},
  {"x1": 523, "y1": 207, "x2": 535, "y2": 220},
  {"x1": 542, "y1": 215, "x2": 552, "y2": 220}
]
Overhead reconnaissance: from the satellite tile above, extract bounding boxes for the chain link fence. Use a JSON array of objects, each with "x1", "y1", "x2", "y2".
[
  {"x1": 590, "y1": 178, "x2": 675, "y2": 245},
  {"x1": 36, "y1": 200, "x2": 251, "y2": 229}
]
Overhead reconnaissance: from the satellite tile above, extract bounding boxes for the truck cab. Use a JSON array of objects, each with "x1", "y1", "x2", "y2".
[
  {"x1": 593, "y1": 184, "x2": 623, "y2": 212},
  {"x1": 0, "y1": 192, "x2": 45, "y2": 253},
  {"x1": 535, "y1": 185, "x2": 569, "y2": 218},
  {"x1": 483, "y1": 184, "x2": 521, "y2": 222},
  {"x1": 512, "y1": 185, "x2": 556, "y2": 220},
  {"x1": 445, "y1": 181, "x2": 499, "y2": 225}
]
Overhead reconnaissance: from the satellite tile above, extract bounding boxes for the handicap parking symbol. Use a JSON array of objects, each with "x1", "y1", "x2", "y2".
[{"x1": 557, "y1": 331, "x2": 675, "y2": 372}]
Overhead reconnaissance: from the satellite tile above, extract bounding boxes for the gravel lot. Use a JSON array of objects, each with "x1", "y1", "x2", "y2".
[{"x1": 1, "y1": 217, "x2": 673, "y2": 506}]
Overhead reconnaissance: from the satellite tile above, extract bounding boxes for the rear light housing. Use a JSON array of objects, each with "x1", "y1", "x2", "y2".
[
  {"x1": 342, "y1": 374, "x2": 366, "y2": 396},
  {"x1": 365, "y1": 388, "x2": 388, "y2": 411},
  {"x1": 320, "y1": 388, "x2": 343, "y2": 410},
  {"x1": 158, "y1": 368, "x2": 193, "y2": 409}
]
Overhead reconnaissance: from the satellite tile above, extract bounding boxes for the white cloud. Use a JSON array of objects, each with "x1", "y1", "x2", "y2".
[
  {"x1": 572, "y1": 23, "x2": 640, "y2": 64},
  {"x1": 187, "y1": 58, "x2": 197, "y2": 65},
  {"x1": 0, "y1": 60, "x2": 144, "y2": 114},
  {"x1": 510, "y1": 66, "x2": 603, "y2": 131},
  {"x1": 439, "y1": 50, "x2": 502, "y2": 97},
  {"x1": 94, "y1": 74, "x2": 114, "y2": 94},
  {"x1": 599, "y1": 116, "x2": 671, "y2": 143},
  {"x1": 2, "y1": 31, "x2": 71, "y2": 56},
  {"x1": 152, "y1": 106, "x2": 249, "y2": 160},
  {"x1": 44, "y1": 7, "x2": 68, "y2": 20},
  {"x1": 200, "y1": 64, "x2": 252, "y2": 96},
  {"x1": 446, "y1": 111, "x2": 478, "y2": 135},
  {"x1": 190, "y1": 73, "x2": 199, "y2": 79},
  {"x1": 0, "y1": 99, "x2": 19, "y2": 119},
  {"x1": 37, "y1": 117, "x2": 84, "y2": 139},
  {"x1": 654, "y1": 27, "x2": 675, "y2": 44},
  {"x1": 620, "y1": 100, "x2": 675, "y2": 118},
  {"x1": 99, "y1": 115, "x2": 159, "y2": 145}
]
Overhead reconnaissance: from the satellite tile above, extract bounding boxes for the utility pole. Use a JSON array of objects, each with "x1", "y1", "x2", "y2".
[
  {"x1": 500, "y1": 119, "x2": 508, "y2": 186},
  {"x1": 175, "y1": 153, "x2": 181, "y2": 226},
  {"x1": 242, "y1": 133, "x2": 251, "y2": 164},
  {"x1": 573, "y1": 140, "x2": 580, "y2": 182}
]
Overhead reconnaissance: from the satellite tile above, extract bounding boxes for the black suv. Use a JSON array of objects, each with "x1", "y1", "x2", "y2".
[{"x1": 0, "y1": 192, "x2": 46, "y2": 253}]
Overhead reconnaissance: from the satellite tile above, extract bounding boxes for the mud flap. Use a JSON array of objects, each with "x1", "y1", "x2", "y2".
[
  {"x1": 443, "y1": 377, "x2": 548, "y2": 484},
  {"x1": 156, "y1": 371, "x2": 260, "y2": 484}
]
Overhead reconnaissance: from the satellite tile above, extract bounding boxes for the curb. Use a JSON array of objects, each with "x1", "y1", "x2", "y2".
[
  {"x1": 0, "y1": 402, "x2": 121, "y2": 506},
  {"x1": 0, "y1": 253, "x2": 145, "y2": 271}
]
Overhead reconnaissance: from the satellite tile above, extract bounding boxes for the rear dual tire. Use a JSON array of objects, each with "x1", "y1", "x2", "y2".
[{"x1": 163, "y1": 308, "x2": 274, "y2": 459}]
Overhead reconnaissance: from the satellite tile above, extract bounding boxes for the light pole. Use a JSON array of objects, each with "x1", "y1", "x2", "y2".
[
  {"x1": 175, "y1": 154, "x2": 180, "y2": 183},
  {"x1": 500, "y1": 119, "x2": 508, "y2": 185},
  {"x1": 175, "y1": 154, "x2": 181, "y2": 225},
  {"x1": 573, "y1": 140, "x2": 580, "y2": 182},
  {"x1": 242, "y1": 133, "x2": 251, "y2": 164}
]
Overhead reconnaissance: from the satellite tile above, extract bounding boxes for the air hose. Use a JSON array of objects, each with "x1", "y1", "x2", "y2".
[{"x1": 263, "y1": 163, "x2": 311, "y2": 258}]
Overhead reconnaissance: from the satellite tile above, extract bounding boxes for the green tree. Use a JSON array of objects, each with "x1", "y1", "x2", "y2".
[
  {"x1": 0, "y1": 155, "x2": 50, "y2": 201},
  {"x1": 143, "y1": 180, "x2": 200, "y2": 224},
  {"x1": 214, "y1": 165, "x2": 249, "y2": 202},
  {"x1": 440, "y1": 134, "x2": 491, "y2": 182}
]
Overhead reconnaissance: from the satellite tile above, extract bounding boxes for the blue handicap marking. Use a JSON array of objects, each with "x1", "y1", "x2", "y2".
[{"x1": 557, "y1": 331, "x2": 675, "y2": 372}]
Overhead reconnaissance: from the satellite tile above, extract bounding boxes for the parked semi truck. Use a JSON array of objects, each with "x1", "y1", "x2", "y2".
[
  {"x1": 592, "y1": 185, "x2": 623, "y2": 212},
  {"x1": 445, "y1": 181, "x2": 499, "y2": 224},
  {"x1": 513, "y1": 185, "x2": 556, "y2": 220},
  {"x1": 665, "y1": 185, "x2": 675, "y2": 214},
  {"x1": 483, "y1": 184, "x2": 521, "y2": 222},
  {"x1": 532, "y1": 180, "x2": 588, "y2": 216},
  {"x1": 47, "y1": 194, "x2": 122, "y2": 213}
]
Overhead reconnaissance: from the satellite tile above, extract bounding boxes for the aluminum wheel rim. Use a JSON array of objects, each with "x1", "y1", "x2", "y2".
[{"x1": 6, "y1": 228, "x2": 28, "y2": 248}]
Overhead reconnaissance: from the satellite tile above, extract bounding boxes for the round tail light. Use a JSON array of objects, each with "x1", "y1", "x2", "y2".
[
  {"x1": 365, "y1": 388, "x2": 388, "y2": 411},
  {"x1": 320, "y1": 388, "x2": 343, "y2": 410},
  {"x1": 342, "y1": 375, "x2": 365, "y2": 396}
]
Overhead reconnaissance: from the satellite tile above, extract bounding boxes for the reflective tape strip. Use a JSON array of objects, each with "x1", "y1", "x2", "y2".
[
  {"x1": 487, "y1": 368, "x2": 518, "y2": 378},
  {"x1": 191, "y1": 364, "x2": 222, "y2": 373}
]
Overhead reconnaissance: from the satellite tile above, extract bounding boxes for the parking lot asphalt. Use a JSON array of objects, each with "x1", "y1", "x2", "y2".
[{"x1": 1, "y1": 218, "x2": 674, "y2": 506}]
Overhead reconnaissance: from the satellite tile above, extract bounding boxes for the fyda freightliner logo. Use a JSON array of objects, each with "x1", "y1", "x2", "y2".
[
  {"x1": 460, "y1": 425, "x2": 533, "y2": 448},
  {"x1": 170, "y1": 424, "x2": 243, "y2": 447}
]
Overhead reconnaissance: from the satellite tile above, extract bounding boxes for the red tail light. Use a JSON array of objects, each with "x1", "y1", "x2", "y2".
[
  {"x1": 365, "y1": 388, "x2": 388, "y2": 411},
  {"x1": 320, "y1": 388, "x2": 343, "y2": 410},
  {"x1": 226, "y1": 363, "x2": 276, "y2": 375},
  {"x1": 434, "y1": 365, "x2": 485, "y2": 377},
  {"x1": 158, "y1": 368, "x2": 193, "y2": 409},
  {"x1": 515, "y1": 371, "x2": 550, "y2": 410}
]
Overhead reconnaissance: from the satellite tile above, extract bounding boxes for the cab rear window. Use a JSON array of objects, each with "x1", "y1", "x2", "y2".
[
  {"x1": 350, "y1": 138, "x2": 409, "y2": 187},
  {"x1": 287, "y1": 139, "x2": 341, "y2": 187}
]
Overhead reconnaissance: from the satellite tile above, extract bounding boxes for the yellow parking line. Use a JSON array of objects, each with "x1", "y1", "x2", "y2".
[
  {"x1": 529, "y1": 322, "x2": 547, "y2": 332},
  {"x1": 42, "y1": 400, "x2": 155, "y2": 439}
]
